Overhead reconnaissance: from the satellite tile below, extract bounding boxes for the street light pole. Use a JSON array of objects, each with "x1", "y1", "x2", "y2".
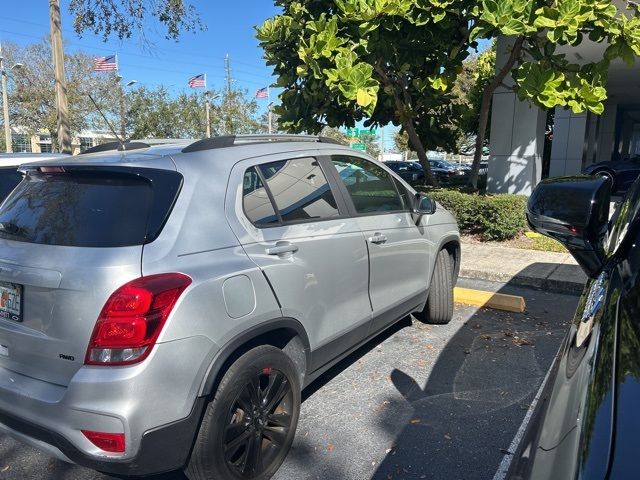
[
  {"x1": 204, "y1": 92, "x2": 220, "y2": 138},
  {"x1": 116, "y1": 77, "x2": 136, "y2": 140},
  {"x1": 205, "y1": 91, "x2": 211, "y2": 138},
  {"x1": 0, "y1": 43, "x2": 11, "y2": 153}
]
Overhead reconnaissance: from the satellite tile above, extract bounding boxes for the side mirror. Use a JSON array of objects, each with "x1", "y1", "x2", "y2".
[
  {"x1": 413, "y1": 194, "x2": 436, "y2": 216},
  {"x1": 527, "y1": 176, "x2": 611, "y2": 278}
]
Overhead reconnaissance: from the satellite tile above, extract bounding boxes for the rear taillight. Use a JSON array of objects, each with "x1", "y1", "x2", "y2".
[
  {"x1": 85, "y1": 273, "x2": 191, "y2": 366},
  {"x1": 81, "y1": 430, "x2": 126, "y2": 453}
]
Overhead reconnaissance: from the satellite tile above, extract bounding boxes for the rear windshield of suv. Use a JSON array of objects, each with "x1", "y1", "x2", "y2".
[{"x1": 0, "y1": 169, "x2": 180, "y2": 247}]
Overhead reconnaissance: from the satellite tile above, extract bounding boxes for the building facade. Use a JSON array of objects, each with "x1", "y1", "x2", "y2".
[
  {"x1": 488, "y1": 35, "x2": 640, "y2": 195},
  {"x1": 9, "y1": 128, "x2": 116, "y2": 156}
]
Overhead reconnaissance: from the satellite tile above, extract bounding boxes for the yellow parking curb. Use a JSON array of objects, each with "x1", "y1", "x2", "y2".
[{"x1": 454, "y1": 287, "x2": 526, "y2": 313}]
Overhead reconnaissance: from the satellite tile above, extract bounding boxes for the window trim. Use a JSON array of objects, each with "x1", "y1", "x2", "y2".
[
  {"x1": 241, "y1": 155, "x2": 349, "y2": 229},
  {"x1": 327, "y1": 154, "x2": 412, "y2": 218}
]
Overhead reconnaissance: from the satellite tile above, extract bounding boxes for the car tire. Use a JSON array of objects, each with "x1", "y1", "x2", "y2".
[
  {"x1": 416, "y1": 249, "x2": 454, "y2": 325},
  {"x1": 185, "y1": 345, "x2": 301, "y2": 480},
  {"x1": 595, "y1": 170, "x2": 616, "y2": 193}
]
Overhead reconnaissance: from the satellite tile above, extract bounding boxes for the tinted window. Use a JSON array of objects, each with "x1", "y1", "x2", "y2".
[
  {"x1": 258, "y1": 158, "x2": 339, "y2": 223},
  {"x1": 0, "y1": 173, "x2": 155, "y2": 247},
  {"x1": 332, "y1": 156, "x2": 405, "y2": 213},
  {"x1": 243, "y1": 166, "x2": 279, "y2": 226},
  {"x1": 0, "y1": 168, "x2": 22, "y2": 202}
]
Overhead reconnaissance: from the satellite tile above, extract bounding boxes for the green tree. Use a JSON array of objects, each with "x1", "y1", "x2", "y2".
[
  {"x1": 466, "y1": 0, "x2": 640, "y2": 189},
  {"x1": 257, "y1": 0, "x2": 473, "y2": 185},
  {"x1": 452, "y1": 46, "x2": 496, "y2": 155},
  {"x1": 125, "y1": 86, "x2": 261, "y2": 139},
  {"x1": 4, "y1": 40, "x2": 120, "y2": 150},
  {"x1": 68, "y1": 0, "x2": 204, "y2": 41}
]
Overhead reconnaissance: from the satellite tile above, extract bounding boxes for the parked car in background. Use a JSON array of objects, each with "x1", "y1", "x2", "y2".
[
  {"x1": 0, "y1": 135, "x2": 460, "y2": 480},
  {"x1": 509, "y1": 174, "x2": 640, "y2": 479},
  {"x1": 0, "y1": 153, "x2": 70, "y2": 201},
  {"x1": 384, "y1": 160, "x2": 425, "y2": 182},
  {"x1": 582, "y1": 155, "x2": 640, "y2": 193}
]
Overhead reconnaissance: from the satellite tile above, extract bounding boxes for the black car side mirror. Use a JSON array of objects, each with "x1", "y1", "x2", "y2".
[{"x1": 527, "y1": 176, "x2": 610, "y2": 278}]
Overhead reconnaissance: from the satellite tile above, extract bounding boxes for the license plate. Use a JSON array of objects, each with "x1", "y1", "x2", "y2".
[{"x1": 0, "y1": 282, "x2": 22, "y2": 322}]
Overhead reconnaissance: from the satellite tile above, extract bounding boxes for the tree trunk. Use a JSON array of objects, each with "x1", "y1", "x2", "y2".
[
  {"x1": 404, "y1": 119, "x2": 437, "y2": 186},
  {"x1": 469, "y1": 37, "x2": 525, "y2": 191}
]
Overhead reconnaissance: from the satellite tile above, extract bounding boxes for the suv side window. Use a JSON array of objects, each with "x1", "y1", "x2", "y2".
[
  {"x1": 243, "y1": 157, "x2": 340, "y2": 225},
  {"x1": 332, "y1": 155, "x2": 405, "y2": 214}
]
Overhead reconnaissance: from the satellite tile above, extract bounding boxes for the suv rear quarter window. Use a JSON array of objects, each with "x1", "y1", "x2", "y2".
[{"x1": 243, "y1": 157, "x2": 340, "y2": 226}]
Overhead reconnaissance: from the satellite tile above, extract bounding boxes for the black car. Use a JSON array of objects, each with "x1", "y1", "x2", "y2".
[
  {"x1": 582, "y1": 155, "x2": 640, "y2": 193},
  {"x1": 384, "y1": 160, "x2": 425, "y2": 182},
  {"x1": 508, "y1": 174, "x2": 640, "y2": 479}
]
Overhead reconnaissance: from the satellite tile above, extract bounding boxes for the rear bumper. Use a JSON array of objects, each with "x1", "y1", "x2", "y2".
[
  {"x1": 0, "y1": 335, "x2": 217, "y2": 475},
  {"x1": 0, "y1": 396, "x2": 206, "y2": 476}
]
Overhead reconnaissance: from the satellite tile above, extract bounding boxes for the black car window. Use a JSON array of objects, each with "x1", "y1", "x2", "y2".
[
  {"x1": 332, "y1": 156, "x2": 405, "y2": 214},
  {"x1": 607, "y1": 177, "x2": 640, "y2": 256},
  {"x1": 257, "y1": 157, "x2": 339, "y2": 223},
  {"x1": 243, "y1": 166, "x2": 279, "y2": 226},
  {"x1": 0, "y1": 168, "x2": 23, "y2": 202}
]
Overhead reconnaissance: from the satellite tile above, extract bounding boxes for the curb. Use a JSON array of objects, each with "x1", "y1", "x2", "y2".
[
  {"x1": 454, "y1": 287, "x2": 526, "y2": 313},
  {"x1": 459, "y1": 268, "x2": 586, "y2": 295}
]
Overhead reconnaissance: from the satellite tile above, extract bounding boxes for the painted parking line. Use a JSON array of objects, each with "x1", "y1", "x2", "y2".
[{"x1": 491, "y1": 343, "x2": 561, "y2": 480}]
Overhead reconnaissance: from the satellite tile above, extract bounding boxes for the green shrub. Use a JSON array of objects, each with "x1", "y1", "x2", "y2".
[{"x1": 423, "y1": 188, "x2": 528, "y2": 241}]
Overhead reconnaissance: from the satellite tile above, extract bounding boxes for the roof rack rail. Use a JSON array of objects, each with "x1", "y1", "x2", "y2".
[
  {"x1": 81, "y1": 140, "x2": 151, "y2": 155},
  {"x1": 181, "y1": 134, "x2": 342, "y2": 153}
]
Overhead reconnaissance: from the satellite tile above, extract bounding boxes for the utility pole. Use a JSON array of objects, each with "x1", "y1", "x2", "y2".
[
  {"x1": 49, "y1": 0, "x2": 71, "y2": 153},
  {"x1": 380, "y1": 127, "x2": 385, "y2": 160},
  {"x1": 224, "y1": 54, "x2": 232, "y2": 93},
  {"x1": 0, "y1": 42, "x2": 12, "y2": 153}
]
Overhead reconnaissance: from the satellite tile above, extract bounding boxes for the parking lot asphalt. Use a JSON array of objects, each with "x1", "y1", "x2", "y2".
[{"x1": 0, "y1": 279, "x2": 579, "y2": 480}]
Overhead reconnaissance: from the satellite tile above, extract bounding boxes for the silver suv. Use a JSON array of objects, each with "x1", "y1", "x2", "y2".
[{"x1": 0, "y1": 135, "x2": 459, "y2": 479}]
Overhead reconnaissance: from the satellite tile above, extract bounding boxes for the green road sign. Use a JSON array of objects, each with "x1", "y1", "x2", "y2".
[
  {"x1": 345, "y1": 128, "x2": 377, "y2": 138},
  {"x1": 351, "y1": 143, "x2": 366, "y2": 151}
]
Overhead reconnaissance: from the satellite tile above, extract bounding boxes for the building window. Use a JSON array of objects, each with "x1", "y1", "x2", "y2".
[
  {"x1": 38, "y1": 135, "x2": 53, "y2": 153},
  {"x1": 79, "y1": 137, "x2": 94, "y2": 153},
  {"x1": 12, "y1": 134, "x2": 32, "y2": 153}
]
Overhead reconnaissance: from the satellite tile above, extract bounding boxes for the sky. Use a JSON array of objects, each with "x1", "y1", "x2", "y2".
[{"x1": 0, "y1": 2, "x2": 280, "y2": 97}]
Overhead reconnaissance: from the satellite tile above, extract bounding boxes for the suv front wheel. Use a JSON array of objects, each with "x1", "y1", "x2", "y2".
[
  {"x1": 416, "y1": 249, "x2": 454, "y2": 325},
  {"x1": 186, "y1": 345, "x2": 301, "y2": 480}
]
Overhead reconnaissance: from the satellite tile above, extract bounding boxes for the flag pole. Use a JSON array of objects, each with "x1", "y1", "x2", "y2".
[
  {"x1": 205, "y1": 74, "x2": 211, "y2": 138},
  {"x1": 267, "y1": 86, "x2": 272, "y2": 135}
]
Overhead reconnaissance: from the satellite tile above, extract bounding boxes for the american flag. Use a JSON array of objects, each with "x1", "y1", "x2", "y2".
[
  {"x1": 188, "y1": 74, "x2": 206, "y2": 88},
  {"x1": 93, "y1": 55, "x2": 118, "y2": 72},
  {"x1": 255, "y1": 87, "x2": 268, "y2": 99}
]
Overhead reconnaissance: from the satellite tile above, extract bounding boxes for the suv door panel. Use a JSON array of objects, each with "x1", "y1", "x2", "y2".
[
  {"x1": 225, "y1": 152, "x2": 372, "y2": 372},
  {"x1": 328, "y1": 155, "x2": 433, "y2": 332}
]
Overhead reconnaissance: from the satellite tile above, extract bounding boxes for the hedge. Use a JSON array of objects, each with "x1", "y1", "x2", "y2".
[{"x1": 421, "y1": 189, "x2": 528, "y2": 241}]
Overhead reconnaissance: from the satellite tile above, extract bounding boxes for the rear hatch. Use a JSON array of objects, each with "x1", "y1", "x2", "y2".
[{"x1": 0, "y1": 165, "x2": 182, "y2": 387}]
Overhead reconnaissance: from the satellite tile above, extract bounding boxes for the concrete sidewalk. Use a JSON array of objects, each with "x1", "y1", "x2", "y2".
[{"x1": 459, "y1": 242, "x2": 587, "y2": 294}]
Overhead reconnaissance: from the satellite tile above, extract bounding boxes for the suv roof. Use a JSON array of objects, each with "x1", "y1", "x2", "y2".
[{"x1": 25, "y1": 135, "x2": 358, "y2": 170}]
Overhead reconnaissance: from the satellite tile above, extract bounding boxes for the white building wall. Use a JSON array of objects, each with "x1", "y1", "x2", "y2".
[
  {"x1": 487, "y1": 37, "x2": 546, "y2": 195},
  {"x1": 548, "y1": 108, "x2": 587, "y2": 176}
]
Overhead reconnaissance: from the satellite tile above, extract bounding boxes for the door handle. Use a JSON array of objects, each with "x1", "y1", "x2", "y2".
[
  {"x1": 266, "y1": 242, "x2": 299, "y2": 255},
  {"x1": 368, "y1": 233, "x2": 387, "y2": 244}
]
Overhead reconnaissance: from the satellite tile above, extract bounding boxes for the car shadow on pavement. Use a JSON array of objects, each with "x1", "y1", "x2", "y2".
[{"x1": 367, "y1": 281, "x2": 579, "y2": 480}]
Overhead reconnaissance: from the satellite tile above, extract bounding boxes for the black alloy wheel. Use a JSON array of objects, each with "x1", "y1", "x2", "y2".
[
  {"x1": 185, "y1": 345, "x2": 301, "y2": 480},
  {"x1": 223, "y1": 368, "x2": 294, "y2": 477}
]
